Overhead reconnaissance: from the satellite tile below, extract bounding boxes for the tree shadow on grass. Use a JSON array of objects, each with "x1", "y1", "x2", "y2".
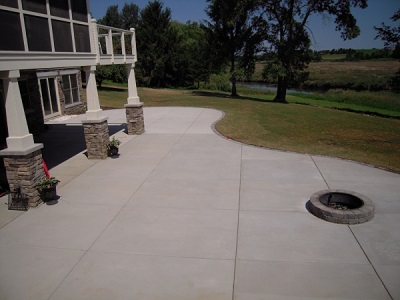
[{"x1": 191, "y1": 90, "x2": 280, "y2": 104}]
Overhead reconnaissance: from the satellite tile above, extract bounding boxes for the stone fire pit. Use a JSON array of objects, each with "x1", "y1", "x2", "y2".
[{"x1": 308, "y1": 189, "x2": 374, "y2": 224}]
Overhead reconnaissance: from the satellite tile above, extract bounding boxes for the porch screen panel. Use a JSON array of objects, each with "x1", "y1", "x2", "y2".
[
  {"x1": 0, "y1": 10, "x2": 24, "y2": 50},
  {"x1": 70, "y1": 0, "x2": 87, "y2": 22},
  {"x1": 52, "y1": 20, "x2": 73, "y2": 52},
  {"x1": 73, "y1": 24, "x2": 90, "y2": 52},
  {"x1": 22, "y1": 0, "x2": 46, "y2": 14},
  {"x1": 24, "y1": 15, "x2": 51, "y2": 51},
  {"x1": 49, "y1": 0, "x2": 69, "y2": 18},
  {"x1": 0, "y1": 0, "x2": 18, "y2": 8}
]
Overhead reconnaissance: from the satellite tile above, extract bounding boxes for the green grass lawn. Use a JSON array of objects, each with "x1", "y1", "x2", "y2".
[{"x1": 96, "y1": 85, "x2": 400, "y2": 173}]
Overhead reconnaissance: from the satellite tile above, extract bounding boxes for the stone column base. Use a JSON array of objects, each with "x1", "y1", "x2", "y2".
[
  {"x1": 2, "y1": 148, "x2": 46, "y2": 207},
  {"x1": 82, "y1": 118, "x2": 109, "y2": 160},
  {"x1": 125, "y1": 104, "x2": 145, "y2": 135}
]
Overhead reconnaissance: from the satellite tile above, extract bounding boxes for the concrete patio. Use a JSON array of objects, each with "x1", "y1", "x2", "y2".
[{"x1": 0, "y1": 107, "x2": 399, "y2": 299}]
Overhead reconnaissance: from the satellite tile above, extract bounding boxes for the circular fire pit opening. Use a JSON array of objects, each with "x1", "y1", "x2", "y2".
[{"x1": 308, "y1": 190, "x2": 374, "y2": 224}]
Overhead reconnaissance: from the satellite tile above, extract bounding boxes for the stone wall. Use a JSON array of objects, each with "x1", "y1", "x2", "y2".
[
  {"x1": 125, "y1": 104, "x2": 145, "y2": 135},
  {"x1": 3, "y1": 150, "x2": 45, "y2": 207},
  {"x1": 83, "y1": 119, "x2": 109, "y2": 159}
]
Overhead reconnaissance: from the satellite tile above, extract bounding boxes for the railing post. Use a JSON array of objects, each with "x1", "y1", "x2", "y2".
[
  {"x1": 90, "y1": 18, "x2": 100, "y2": 64},
  {"x1": 130, "y1": 28, "x2": 137, "y2": 63},
  {"x1": 106, "y1": 29, "x2": 114, "y2": 63},
  {"x1": 121, "y1": 32, "x2": 126, "y2": 62}
]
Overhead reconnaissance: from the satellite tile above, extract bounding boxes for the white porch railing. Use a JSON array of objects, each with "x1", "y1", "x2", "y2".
[{"x1": 92, "y1": 21, "x2": 137, "y2": 66}]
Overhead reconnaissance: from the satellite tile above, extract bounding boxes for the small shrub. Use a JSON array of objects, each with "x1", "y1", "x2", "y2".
[{"x1": 202, "y1": 73, "x2": 231, "y2": 92}]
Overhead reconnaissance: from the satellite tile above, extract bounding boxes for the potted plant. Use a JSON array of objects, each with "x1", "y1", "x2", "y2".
[
  {"x1": 108, "y1": 137, "x2": 121, "y2": 157},
  {"x1": 36, "y1": 177, "x2": 60, "y2": 203}
]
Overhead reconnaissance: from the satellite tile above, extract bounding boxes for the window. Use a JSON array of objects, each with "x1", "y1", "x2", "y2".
[
  {"x1": 49, "y1": 0, "x2": 69, "y2": 19},
  {"x1": 22, "y1": 0, "x2": 47, "y2": 14},
  {"x1": 0, "y1": 10, "x2": 24, "y2": 50},
  {"x1": 73, "y1": 24, "x2": 90, "y2": 52},
  {"x1": 0, "y1": 0, "x2": 18, "y2": 8},
  {"x1": 70, "y1": 0, "x2": 87, "y2": 22},
  {"x1": 24, "y1": 15, "x2": 51, "y2": 51},
  {"x1": 52, "y1": 20, "x2": 73, "y2": 52},
  {"x1": 0, "y1": 0, "x2": 91, "y2": 53},
  {"x1": 62, "y1": 74, "x2": 80, "y2": 105},
  {"x1": 40, "y1": 77, "x2": 59, "y2": 116}
]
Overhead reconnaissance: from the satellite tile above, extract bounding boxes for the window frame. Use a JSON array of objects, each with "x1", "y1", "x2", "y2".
[{"x1": 61, "y1": 72, "x2": 81, "y2": 106}]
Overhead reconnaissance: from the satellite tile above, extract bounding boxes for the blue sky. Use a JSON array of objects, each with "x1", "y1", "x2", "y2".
[{"x1": 88, "y1": 0, "x2": 399, "y2": 50}]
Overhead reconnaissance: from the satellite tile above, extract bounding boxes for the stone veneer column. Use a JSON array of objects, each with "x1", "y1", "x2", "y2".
[
  {"x1": 2, "y1": 150, "x2": 45, "y2": 207},
  {"x1": 82, "y1": 118, "x2": 109, "y2": 159},
  {"x1": 125, "y1": 104, "x2": 145, "y2": 135},
  {"x1": 82, "y1": 66, "x2": 109, "y2": 159},
  {"x1": 125, "y1": 63, "x2": 144, "y2": 135},
  {"x1": 1, "y1": 70, "x2": 45, "y2": 207}
]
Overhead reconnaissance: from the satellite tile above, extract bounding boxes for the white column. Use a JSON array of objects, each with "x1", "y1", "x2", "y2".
[
  {"x1": 126, "y1": 64, "x2": 142, "y2": 105},
  {"x1": 83, "y1": 66, "x2": 105, "y2": 121},
  {"x1": 2, "y1": 70, "x2": 38, "y2": 152}
]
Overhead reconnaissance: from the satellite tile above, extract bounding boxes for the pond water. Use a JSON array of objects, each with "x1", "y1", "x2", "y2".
[{"x1": 240, "y1": 82, "x2": 313, "y2": 94}]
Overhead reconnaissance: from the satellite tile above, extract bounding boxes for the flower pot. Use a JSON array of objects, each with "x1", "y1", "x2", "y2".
[
  {"x1": 40, "y1": 185, "x2": 58, "y2": 202},
  {"x1": 108, "y1": 146, "x2": 119, "y2": 157}
]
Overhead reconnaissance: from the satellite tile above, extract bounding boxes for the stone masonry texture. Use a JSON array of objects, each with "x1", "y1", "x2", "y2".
[
  {"x1": 3, "y1": 150, "x2": 46, "y2": 207},
  {"x1": 125, "y1": 105, "x2": 145, "y2": 135},
  {"x1": 83, "y1": 120, "x2": 109, "y2": 159}
]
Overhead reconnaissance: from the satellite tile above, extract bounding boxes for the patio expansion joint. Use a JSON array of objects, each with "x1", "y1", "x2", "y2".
[
  {"x1": 232, "y1": 145, "x2": 243, "y2": 300},
  {"x1": 348, "y1": 225, "x2": 394, "y2": 300},
  {"x1": 85, "y1": 249, "x2": 235, "y2": 261},
  {"x1": 310, "y1": 155, "x2": 331, "y2": 189}
]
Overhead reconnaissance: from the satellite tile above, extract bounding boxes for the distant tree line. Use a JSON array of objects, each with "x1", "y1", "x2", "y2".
[
  {"x1": 317, "y1": 48, "x2": 399, "y2": 61},
  {"x1": 96, "y1": 1, "x2": 399, "y2": 100}
]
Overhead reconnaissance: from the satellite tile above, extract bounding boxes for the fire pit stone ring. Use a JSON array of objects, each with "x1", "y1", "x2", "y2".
[{"x1": 308, "y1": 189, "x2": 374, "y2": 225}]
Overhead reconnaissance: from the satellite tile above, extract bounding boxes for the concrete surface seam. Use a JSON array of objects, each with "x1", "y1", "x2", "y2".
[
  {"x1": 310, "y1": 155, "x2": 331, "y2": 189},
  {"x1": 348, "y1": 226, "x2": 394, "y2": 300},
  {"x1": 232, "y1": 145, "x2": 243, "y2": 300},
  {"x1": 46, "y1": 249, "x2": 89, "y2": 300}
]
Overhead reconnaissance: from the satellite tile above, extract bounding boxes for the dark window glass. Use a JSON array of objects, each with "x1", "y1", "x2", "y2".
[
  {"x1": 70, "y1": 0, "x2": 87, "y2": 22},
  {"x1": 22, "y1": 0, "x2": 46, "y2": 14},
  {"x1": 49, "y1": 0, "x2": 69, "y2": 19},
  {"x1": 0, "y1": 10, "x2": 24, "y2": 51},
  {"x1": 62, "y1": 75, "x2": 79, "y2": 105},
  {"x1": 0, "y1": 0, "x2": 18, "y2": 8},
  {"x1": 73, "y1": 24, "x2": 90, "y2": 52},
  {"x1": 24, "y1": 15, "x2": 51, "y2": 51},
  {"x1": 52, "y1": 20, "x2": 73, "y2": 52}
]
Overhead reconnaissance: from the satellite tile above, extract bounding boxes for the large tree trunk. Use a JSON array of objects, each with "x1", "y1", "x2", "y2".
[
  {"x1": 273, "y1": 76, "x2": 288, "y2": 103},
  {"x1": 231, "y1": 76, "x2": 238, "y2": 97}
]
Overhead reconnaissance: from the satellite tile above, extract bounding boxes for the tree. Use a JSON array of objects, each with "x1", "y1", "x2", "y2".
[
  {"x1": 121, "y1": 3, "x2": 140, "y2": 30},
  {"x1": 375, "y1": 9, "x2": 400, "y2": 92},
  {"x1": 259, "y1": 0, "x2": 367, "y2": 103},
  {"x1": 374, "y1": 9, "x2": 400, "y2": 49},
  {"x1": 205, "y1": 0, "x2": 264, "y2": 96},
  {"x1": 136, "y1": 0, "x2": 177, "y2": 87},
  {"x1": 96, "y1": 3, "x2": 139, "y2": 86},
  {"x1": 98, "y1": 5, "x2": 121, "y2": 28}
]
